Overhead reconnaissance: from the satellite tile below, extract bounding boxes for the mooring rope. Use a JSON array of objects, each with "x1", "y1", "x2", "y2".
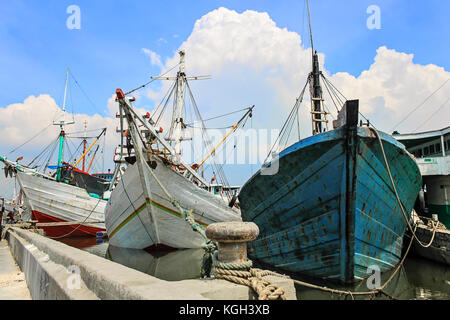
[
  {"x1": 140, "y1": 155, "x2": 288, "y2": 299},
  {"x1": 46, "y1": 197, "x2": 103, "y2": 239},
  {"x1": 212, "y1": 252, "x2": 288, "y2": 300},
  {"x1": 369, "y1": 127, "x2": 441, "y2": 249},
  {"x1": 223, "y1": 223, "x2": 419, "y2": 300},
  {"x1": 212, "y1": 127, "x2": 438, "y2": 301}
]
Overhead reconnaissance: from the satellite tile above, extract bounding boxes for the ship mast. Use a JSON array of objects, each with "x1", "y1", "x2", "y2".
[
  {"x1": 306, "y1": 0, "x2": 328, "y2": 135},
  {"x1": 174, "y1": 50, "x2": 186, "y2": 156},
  {"x1": 53, "y1": 67, "x2": 75, "y2": 181},
  {"x1": 82, "y1": 120, "x2": 87, "y2": 172},
  {"x1": 151, "y1": 50, "x2": 209, "y2": 162}
]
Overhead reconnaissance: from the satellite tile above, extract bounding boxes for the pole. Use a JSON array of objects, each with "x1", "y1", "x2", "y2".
[
  {"x1": 174, "y1": 50, "x2": 186, "y2": 156},
  {"x1": 56, "y1": 129, "x2": 65, "y2": 181},
  {"x1": 86, "y1": 145, "x2": 99, "y2": 173},
  {"x1": 195, "y1": 106, "x2": 254, "y2": 170},
  {"x1": 73, "y1": 128, "x2": 106, "y2": 169},
  {"x1": 82, "y1": 120, "x2": 87, "y2": 171},
  {"x1": 54, "y1": 67, "x2": 74, "y2": 180},
  {"x1": 306, "y1": 0, "x2": 314, "y2": 60}
]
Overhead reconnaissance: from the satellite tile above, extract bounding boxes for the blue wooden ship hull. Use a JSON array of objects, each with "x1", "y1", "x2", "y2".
[{"x1": 238, "y1": 105, "x2": 422, "y2": 283}]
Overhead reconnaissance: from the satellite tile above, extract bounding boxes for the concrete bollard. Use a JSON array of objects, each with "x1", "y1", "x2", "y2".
[{"x1": 205, "y1": 222, "x2": 259, "y2": 264}]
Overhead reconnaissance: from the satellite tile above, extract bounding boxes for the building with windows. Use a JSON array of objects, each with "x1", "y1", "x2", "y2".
[{"x1": 394, "y1": 126, "x2": 450, "y2": 228}]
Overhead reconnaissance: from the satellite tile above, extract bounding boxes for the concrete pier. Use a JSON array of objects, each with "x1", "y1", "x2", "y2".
[
  {"x1": 0, "y1": 240, "x2": 31, "y2": 300},
  {"x1": 4, "y1": 227, "x2": 296, "y2": 300}
]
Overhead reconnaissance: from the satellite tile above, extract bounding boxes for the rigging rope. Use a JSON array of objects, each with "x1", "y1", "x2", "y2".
[
  {"x1": 218, "y1": 125, "x2": 438, "y2": 300},
  {"x1": 131, "y1": 146, "x2": 287, "y2": 299},
  {"x1": 186, "y1": 107, "x2": 252, "y2": 125},
  {"x1": 7, "y1": 123, "x2": 53, "y2": 155},
  {"x1": 154, "y1": 81, "x2": 177, "y2": 125},
  {"x1": 391, "y1": 77, "x2": 450, "y2": 132},
  {"x1": 264, "y1": 79, "x2": 309, "y2": 163},
  {"x1": 369, "y1": 127, "x2": 440, "y2": 249},
  {"x1": 27, "y1": 136, "x2": 59, "y2": 168},
  {"x1": 68, "y1": 70, "x2": 104, "y2": 116},
  {"x1": 42, "y1": 139, "x2": 59, "y2": 174},
  {"x1": 124, "y1": 63, "x2": 181, "y2": 96},
  {"x1": 413, "y1": 97, "x2": 450, "y2": 132},
  {"x1": 46, "y1": 197, "x2": 103, "y2": 239},
  {"x1": 184, "y1": 80, "x2": 234, "y2": 200},
  {"x1": 214, "y1": 222, "x2": 417, "y2": 300}
]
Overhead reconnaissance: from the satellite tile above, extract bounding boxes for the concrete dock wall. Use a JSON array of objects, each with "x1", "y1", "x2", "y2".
[{"x1": 6, "y1": 227, "x2": 296, "y2": 300}]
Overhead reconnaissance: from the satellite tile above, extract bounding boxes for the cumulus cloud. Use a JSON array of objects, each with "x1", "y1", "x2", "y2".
[
  {"x1": 1, "y1": 7, "x2": 449, "y2": 192},
  {"x1": 153, "y1": 7, "x2": 449, "y2": 138},
  {"x1": 141, "y1": 48, "x2": 163, "y2": 68},
  {"x1": 331, "y1": 47, "x2": 450, "y2": 132},
  {"x1": 0, "y1": 95, "x2": 61, "y2": 147},
  {"x1": 0, "y1": 94, "x2": 118, "y2": 171}
]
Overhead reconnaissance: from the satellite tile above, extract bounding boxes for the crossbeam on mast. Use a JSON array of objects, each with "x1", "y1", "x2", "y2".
[{"x1": 151, "y1": 76, "x2": 211, "y2": 81}]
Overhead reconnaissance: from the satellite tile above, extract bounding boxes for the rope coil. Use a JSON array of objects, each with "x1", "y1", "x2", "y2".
[{"x1": 212, "y1": 254, "x2": 288, "y2": 300}]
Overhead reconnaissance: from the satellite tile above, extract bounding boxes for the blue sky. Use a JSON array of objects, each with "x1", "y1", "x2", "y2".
[
  {"x1": 0, "y1": 0, "x2": 449, "y2": 193},
  {"x1": 1, "y1": 0, "x2": 448, "y2": 113}
]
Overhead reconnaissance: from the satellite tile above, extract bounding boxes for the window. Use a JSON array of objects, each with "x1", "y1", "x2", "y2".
[
  {"x1": 424, "y1": 146, "x2": 429, "y2": 156},
  {"x1": 436, "y1": 143, "x2": 441, "y2": 152},
  {"x1": 430, "y1": 144, "x2": 435, "y2": 154},
  {"x1": 417, "y1": 149, "x2": 423, "y2": 157},
  {"x1": 447, "y1": 140, "x2": 450, "y2": 150}
]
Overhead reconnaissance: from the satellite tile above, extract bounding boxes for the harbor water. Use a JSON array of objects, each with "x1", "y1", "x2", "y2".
[{"x1": 57, "y1": 236, "x2": 449, "y2": 300}]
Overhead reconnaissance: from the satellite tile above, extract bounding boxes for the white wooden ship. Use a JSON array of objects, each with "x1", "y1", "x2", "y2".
[
  {"x1": 106, "y1": 51, "x2": 244, "y2": 250},
  {"x1": 0, "y1": 69, "x2": 109, "y2": 237}
]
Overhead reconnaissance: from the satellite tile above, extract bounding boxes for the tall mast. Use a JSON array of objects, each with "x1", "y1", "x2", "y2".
[
  {"x1": 151, "y1": 50, "x2": 209, "y2": 161},
  {"x1": 54, "y1": 67, "x2": 75, "y2": 181},
  {"x1": 174, "y1": 50, "x2": 186, "y2": 156},
  {"x1": 306, "y1": 0, "x2": 327, "y2": 135},
  {"x1": 306, "y1": 0, "x2": 315, "y2": 61},
  {"x1": 82, "y1": 120, "x2": 87, "y2": 171}
]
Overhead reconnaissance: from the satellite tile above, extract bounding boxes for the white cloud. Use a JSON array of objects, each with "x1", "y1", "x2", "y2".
[
  {"x1": 0, "y1": 94, "x2": 61, "y2": 147},
  {"x1": 153, "y1": 7, "x2": 449, "y2": 138},
  {"x1": 0, "y1": 94, "x2": 119, "y2": 171},
  {"x1": 331, "y1": 47, "x2": 450, "y2": 132},
  {"x1": 1, "y1": 7, "x2": 449, "y2": 193},
  {"x1": 141, "y1": 48, "x2": 163, "y2": 68}
]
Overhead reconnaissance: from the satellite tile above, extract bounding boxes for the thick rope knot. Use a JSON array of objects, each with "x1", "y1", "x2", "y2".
[
  {"x1": 427, "y1": 219, "x2": 447, "y2": 231},
  {"x1": 212, "y1": 255, "x2": 287, "y2": 300},
  {"x1": 213, "y1": 251, "x2": 253, "y2": 270},
  {"x1": 182, "y1": 209, "x2": 206, "y2": 236},
  {"x1": 249, "y1": 268, "x2": 287, "y2": 300},
  {"x1": 200, "y1": 241, "x2": 218, "y2": 278}
]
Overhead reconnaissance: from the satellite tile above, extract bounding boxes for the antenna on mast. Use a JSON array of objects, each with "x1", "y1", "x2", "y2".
[
  {"x1": 54, "y1": 67, "x2": 75, "y2": 181},
  {"x1": 305, "y1": 0, "x2": 328, "y2": 135},
  {"x1": 306, "y1": 0, "x2": 315, "y2": 61},
  {"x1": 54, "y1": 67, "x2": 75, "y2": 129}
]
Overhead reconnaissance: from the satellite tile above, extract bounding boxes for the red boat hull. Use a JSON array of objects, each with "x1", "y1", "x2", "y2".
[{"x1": 32, "y1": 210, "x2": 106, "y2": 238}]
